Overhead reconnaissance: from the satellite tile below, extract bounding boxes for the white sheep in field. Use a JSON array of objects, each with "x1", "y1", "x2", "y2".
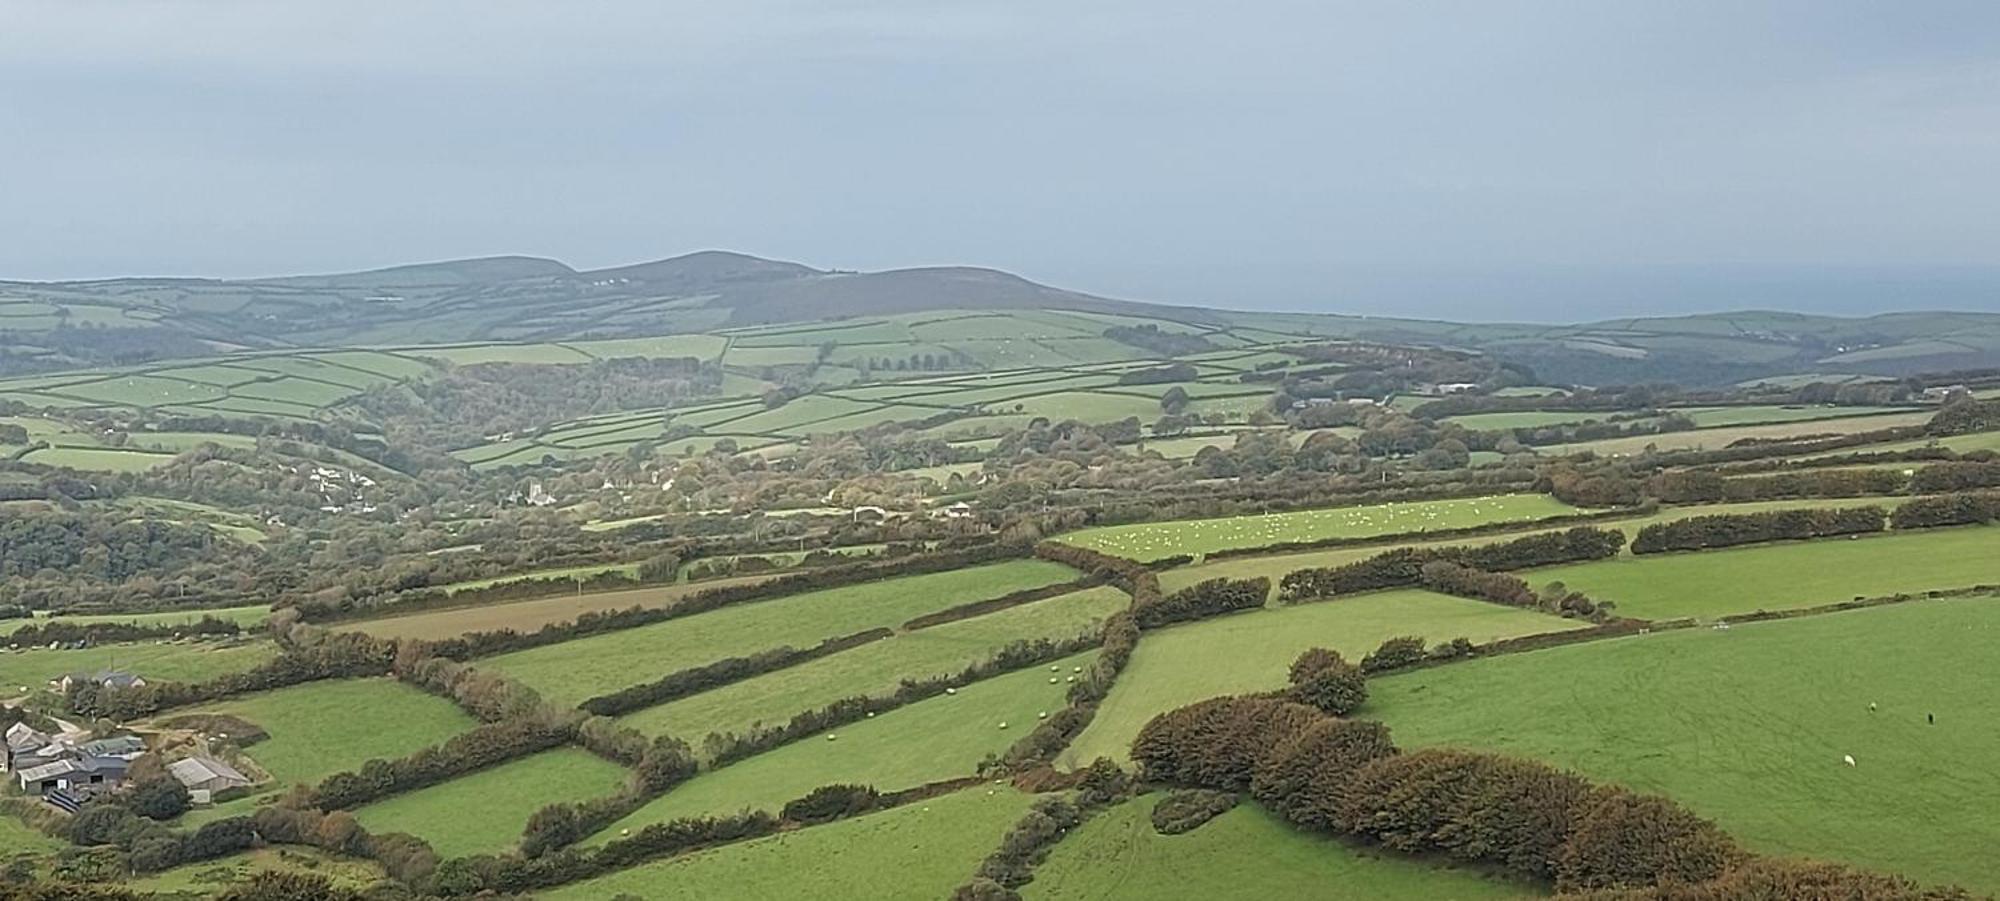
[{"x1": 1842, "y1": 754, "x2": 1856, "y2": 767}]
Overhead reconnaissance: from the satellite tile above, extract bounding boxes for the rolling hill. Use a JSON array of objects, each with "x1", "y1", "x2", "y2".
[{"x1": 2, "y1": 251, "x2": 1997, "y2": 384}]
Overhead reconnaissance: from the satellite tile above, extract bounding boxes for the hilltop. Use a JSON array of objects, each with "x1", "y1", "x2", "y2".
[{"x1": 1, "y1": 251, "x2": 1997, "y2": 383}]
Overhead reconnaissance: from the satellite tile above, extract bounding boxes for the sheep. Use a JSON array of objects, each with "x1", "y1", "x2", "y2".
[{"x1": 1842, "y1": 754, "x2": 1856, "y2": 767}]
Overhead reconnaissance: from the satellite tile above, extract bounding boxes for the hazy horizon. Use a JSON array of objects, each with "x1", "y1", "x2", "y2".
[{"x1": 5, "y1": 1, "x2": 1998, "y2": 319}]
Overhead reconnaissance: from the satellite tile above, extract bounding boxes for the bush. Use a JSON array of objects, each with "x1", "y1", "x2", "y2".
[
  {"x1": 1250, "y1": 718, "x2": 1397, "y2": 829},
  {"x1": 124, "y1": 777, "x2": 192, "y2": 821},
  {"x1": 1360, "y1": 636, "x2": 1427, "y2": 672},
  {"x1": 780, "y1": 784, "x2": 880, "y2": 825},
  {"x1": 1559, "y1": 857, "x2": 1982, "y2": 900},
  {"x1": 1555, "y1": 787, "x2": 1743, "y2": 891},
  {"x1": 1150, "y1": 789, "x2": 1239, "y2": 835},
  {"x1": 1279, "y1": 527, "x2": 1625, "y2": 601},
  {"x1": 1133, "y1": 577, "x2": 1268, "y2": 629},
  {"x1": 1630, "y1": 507, "x2": 1885, "y2": 554},
  {"x1": 1890, "y1": 492, "x2": 2000, "y2": 529}
]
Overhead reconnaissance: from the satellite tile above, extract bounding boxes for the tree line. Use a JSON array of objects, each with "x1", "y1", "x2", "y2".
[{"x1": 1277, "y1": 527, "x2": 1627, "y2": 602}]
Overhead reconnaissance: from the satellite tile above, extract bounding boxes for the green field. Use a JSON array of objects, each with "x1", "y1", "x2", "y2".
[
  {"x1": 1521, "y1": 525, "x2": 2000, "y2": 621},
  {"x1": 616, "y1": 586, "x2": 1128, "y2": 742},
  {"x1": 341, "y1": 574, "x2": 774, "y2": 642},
  {"x1": 352, "y1": 748, "x2": 630, "y2": 858},
  {"x1": 1057, "y1": 494, "x2": 1581, "y2": 562},
  {"x1": 1550, "y1": 411, "x2": 1935, "y2": 457},
  {"x1": 1154, "y1": 496, "x2": 1911, "y2": 594},
  {"x1": 543, "y1": 785, "x2": 1035, "y2": 901},
  {"x1": 0, "y1": 810, "x2": 64, "y2": 857},
  {"x1": 1444, "y1": 410, "x2": 1640, "y2": 431},
  {"x1": 0, "y1": 640, "x2": 277, "y2": 695},
  {"x1": 122, "y1": 847, "x2": 385, "y2": 896},
  {"x1": 1026, "y1": 793, "x2": 1531, "y2": 900},
  {"x1": 1063, "y1": 590, "x2": 1581, "y2": 766},
  {"x1": 2, "y1": 603, "x2": 270, "y2": 636},
  {"x1": 596, "y1": 652, "x2": 1089, "y2": 838},
  {"x1": 479, "y1": 561, "x2": 1079, "y2": 708},
  {"x1": 1678, "y1": 404, "x2": 1919, "y2": 427},
  {"x1": 185, "y1": 678, "x2": 476, "y2": 789},
  {"x1": 1368, "y1": 597, "x2": 2000, "y2": 892}
]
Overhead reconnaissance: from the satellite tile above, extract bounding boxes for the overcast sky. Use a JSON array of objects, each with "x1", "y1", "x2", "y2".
[{"x1": 3, "y1": 1, "x2": 1997, "y2": 319}]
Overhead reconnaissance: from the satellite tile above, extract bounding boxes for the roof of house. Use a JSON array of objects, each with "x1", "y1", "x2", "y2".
[
  {"x1": 168, "y1": 756, "x2": 249, "y2": 787},
  {"x1": 16, "y1": 759, "x2": 82, "y2": 782},
  {"x1": 4, "y1": 722, "x2": 50, "y2": 750},
  {"x1": 79, "y1": 736, "x2": 146, "y2": 757}
]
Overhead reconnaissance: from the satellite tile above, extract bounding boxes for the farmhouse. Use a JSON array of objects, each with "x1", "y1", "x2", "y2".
[
  {"x1": 52, "y1": 670, "x2": 146, "y2": 692},
  {"x1": 168, "y1": 755, "x2": 252, "y2": 797}
]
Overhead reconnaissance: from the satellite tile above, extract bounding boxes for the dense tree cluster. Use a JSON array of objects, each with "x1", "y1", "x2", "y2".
[
  {"x1": 1132, "y1": 577, "x2": 1268, "y2": 629},
  {"x1": 1131, "y1": 696, "x2": 1749, "y2": 893},
  {"x1": 1149, "y1": 789, "x2": 1239, "y2": 835},
  {"x1": 1277, "y1": 527, "x2": 1626, "y2": 601},
  {"x1": 1889, "y1": 492, "x2": 2000, "y2": 529},
  {"x1": 1647, "y1": 468, "x2": 1908, "y2": 504},
  {"x1": 1908, "y1": 461, "x2": 2000, "y2": 493},
  {"x1": 1284, "y1": 648, "x2": 1368, "y2": 714},
  {"x1": 63, "y1": 805, "x2": 257, "y2": 875},
  {"x1": 1418, "y1": 561, "x2": 1607, "y2": 620},
  {"x1": 1629, "y1": 507, "x2": 1885, "y2": 554}
]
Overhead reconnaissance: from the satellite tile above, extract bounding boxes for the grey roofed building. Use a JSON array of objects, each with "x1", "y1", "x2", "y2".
[
  {"x1": 15, "y1": 755, "x2": 128, "y2": 792},
  {"x1": 79, "y1": 736, "x2": 146, "y2": 759},
  {"x1": 167, "y1": 756, "x2": 252, "y2": 793}
]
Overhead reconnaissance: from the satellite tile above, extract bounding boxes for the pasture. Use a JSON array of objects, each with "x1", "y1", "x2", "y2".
[
  {"x1": 1368, "y1": 597, "x2": 2000, "y2": 893},
  {"x1": 1, "y1": 603, "x2": 269, "y2": 636},
  {"x1": 1056, "y1": 494, "x2": 1581, "y2": 561},
  {"x1": 341, "y1": 573, "x2": 773, "y2": 642},
  {"x1": 1549, "y1": 410, "x2": 1934, "y2": 456},
  {"x1": 182, "y1": 678, "x2": 476, "y2": 789},
  {"x1": 542, "y1": 786, "x2": 1035, "y2": 901},
  {"x1": 1025, "y1": 794, "x2": 1530, "y2": 900},
  {"x1": 476, "y1": 561, "x2": 1079, "y2": 707},
  {"x1": 123, "y1": 848, "x2": 385, "y2": 896},
  {"x1": 1521, "y1": 525, "x2": 2000, "y2": 621},
  {"x1": 615, "y1": 586, "x2": 1128, "y2": 742},
  {"x1": 595, "y1": 652, "x2": 1090, "y2": 836},
  {"x1": 1154, "y1": 496, "x2": 1913, "y2": 594},
  {"x1": 1062, "y1": 590, "x2": 1581, "y2": 766},
  {"x1": 0, "y1": 640, "x2": 277, "y2": 694},
  {"x1": 352, "y1": 748, "x2": 630, "y2": 858}
]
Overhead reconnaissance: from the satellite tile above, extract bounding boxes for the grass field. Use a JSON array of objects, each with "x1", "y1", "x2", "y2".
[
  {"x1": 123, "y1": 847, "x2": 385, "y2": 896},
  {"x1": 1026, "y1": 793, "x2": 1531, "y2": 900},
  {"x1": 1801, "y1": 428, "x2": 2000, "y2": 459},
  {"x1": 1062, "y1": 590, "x2": 1581, "y2": 766},
  {"x1": 341, "y1": 574, "x2": 774, "y2": 642},
  {"x1": 1057, "y1": 494, "x2": 1581, "y2": 562},
  {"x1": 1521, "y1": 525, "x2": 2000, "y2": 621},
  {"x1": 1368, "y1": 597, "x2": 2000, "y2": 892},
  {"x1": 477, "y1": 561, "x2": 1079, "y2": 707},
  {"x1": 2, "y1": 603, "x2": 270, "y2": 636},
  {"x1": 1551, "y1": 411, "x2": 1934, "y2": 456},
  {"x1": 617, "y1": 586, "x2": 1128, "y2": 742},
  {"x1": 352, "y1": 748, "x2": 630, "y2": 858},
  {"x1": 0, "y1": 810, "x2": 64, "y2": 856},
  {"x1": 595, "y1": 652, "x2": 1090, "y2": 838},
  {"x1": 185, "y1": 678, "x2": 476, "y2": 788},
  {"x1": 544, "y1": 786, "x2": 1035, "y2": 901},
  {"x1": 1154, "y1": 496, "x2": 1912, "y2": 594},
  {"x1": 0, "y1": 640, "x2": 277, "y2": 695}
]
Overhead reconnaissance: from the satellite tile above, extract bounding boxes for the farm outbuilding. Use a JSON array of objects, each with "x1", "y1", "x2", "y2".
[{"x1": 168, "y1": 755, "x2": 253, "y2": 794}]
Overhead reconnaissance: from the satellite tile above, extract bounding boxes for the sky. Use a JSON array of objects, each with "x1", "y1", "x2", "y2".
[{"x1": 2, "y1": 1, "x2": 1997, "y2": 320}]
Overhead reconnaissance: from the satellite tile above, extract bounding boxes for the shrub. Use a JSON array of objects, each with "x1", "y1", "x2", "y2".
[
  {"x1": 1133, "y1": 577, "x2": 1268, "y2": 629},
  {"x1": 1360, "y1": 636, "x2": 1427, "y2": 672},
  {"x1": 1555, "y1": 787, "x2": 1742, "y2": 891},
  {"x1": 1890, "y1": 492, "x2": 2000, "y2": 529},
  {"x1": 780, "y1": 784, "x2": 880, "y2": 825},
  {"x1": 1150, "y1": 789, "x2": 1239, "y2": 835},
  {"x1": 1279, "y1": 527, "x2": 1625, "y2": 601},
  {"x1": 1630, "y1": 507, "x2": 1885, "y2": 554},
  {"x1": 1250, "y1": 718, "x2": 1397, "y2": 829},
  {"x1": 124, "y1": 777, "x2": 192, "y2": 821}
]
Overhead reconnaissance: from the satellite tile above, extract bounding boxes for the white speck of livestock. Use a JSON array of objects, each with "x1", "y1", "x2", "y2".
[{"x1": 1843, "y1": 754, "x2": 1856, "y2": 767}]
